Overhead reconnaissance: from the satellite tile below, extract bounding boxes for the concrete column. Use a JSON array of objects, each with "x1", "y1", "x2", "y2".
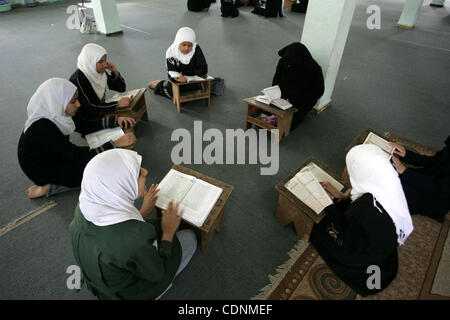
[
  {"x1": 92, "y1": 0, "x2": 122, "y2": 35},
  {"x1": 397, "y1": 0, "x2": 425, "y2": 29},
  {"x1": 300, "y1": 0, "x2": 357, "y2": 113},
  {"x1": 430, "y1": 0, "x2": 445, "y2": 7}
]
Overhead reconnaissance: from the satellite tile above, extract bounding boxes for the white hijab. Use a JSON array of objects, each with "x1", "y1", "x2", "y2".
[
  {"x1": 79, "y1": 149, "x2": 145, "y2": 227},
  {"x1": 24, "y1": 78, "x2": 76, "y2": 135},
  {"x1": 77, "y1": 43, "x2": 108, "y2": 100},
  {"x1": 346, "y1": 144, "x2": 414, "y2": 245},
  {"x1": 165, "y1": 27, "x2": 197, "y2": 66}
]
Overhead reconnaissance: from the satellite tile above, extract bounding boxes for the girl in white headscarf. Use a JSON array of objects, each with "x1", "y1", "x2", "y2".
[
  {"x1": 309, "y1": 144, "x2": 413, "y2": 296},
  {"x1": 148, "y1": 27, "x2": 208, "y2": 99},
  {"x1": 18, "y1": 78, "x2": 136, "y2": 199},
  {"x1": 70, "y1": 149, "x2": 197, "y2": 300},
  {"x1": 69, "y1": 43, "x2": 134, "y2": 132}
]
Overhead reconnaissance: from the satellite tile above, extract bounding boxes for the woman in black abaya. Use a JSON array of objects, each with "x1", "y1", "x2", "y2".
[{"x1": 272, "y1": 42, "x2": 324, "y2": 130}]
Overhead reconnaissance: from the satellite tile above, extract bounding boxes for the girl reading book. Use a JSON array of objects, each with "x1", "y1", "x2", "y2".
[
  {"x1": 69, "y1": 43, "x2": 134, "y2": 134},
  {"x1": 18, "y1": 78, "x2": 136, "y2": 199},
  {"x1": 148, "y1": 27, "x2": 208, "y2": 100},
  {"x1": 272, "y1": 42, "x2": 324, "y2": 130},
  {"x1": 70, "y1": 149, "x2": 197, "y2": 300},
  {"x1": 310, "y1": 144, "x2": 414, "y2": 296}
]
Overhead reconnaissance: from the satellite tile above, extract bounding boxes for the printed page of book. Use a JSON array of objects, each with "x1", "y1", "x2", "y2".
[
  {"x1": 285, "y1": 177, "x2": 324, "y2": 214},
  {"x1": 301, "y1": 163, "x2": 344, "y2": 192},
  {"x1": 85, "y1": 127, "x2": 124, "y2": 149},
  {"x1": 186, "y1": 75, "x2": 205, "y2": 82},
  {"x1": 180, "y1": 180, "x2": 223, "y2": 227},
  {"x1": 155, "y1": 169, "x2": 196, "y2": 210},
  {"x1": 255, "y1": 95, "x2": 271, "y2": 105},
  {"x1": 105, "y1": 88, "x2": 143, "y2": 103},
  {"x1": 296, "y1": 171, "x2": 333, "y2": 209},
  {"x1": 168, "y1": 71, "x2": 182, "y2": 79},
  {"x1": 261, "y1": 85, "x2": 282, "y2": 101},
  {"x1": 363, "y1": 132, "x2": 394, "y2": 155},
  {"x1": 271, "y1": 98, "x2": 293, "y2": 110}
]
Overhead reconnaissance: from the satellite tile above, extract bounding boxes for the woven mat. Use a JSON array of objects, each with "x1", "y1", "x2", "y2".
[{"x1": 253, "y1": 215, "x2": 447, "y2": 300}]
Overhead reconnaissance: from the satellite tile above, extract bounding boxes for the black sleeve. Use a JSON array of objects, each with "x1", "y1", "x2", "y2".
[
  {"x1": 402, "y1": 149, "x2": 433, "y2": 167},
  {"x1": 74, "y1": 116, "x2": 119, "y2": 136},
  {"x1": 192, "y1": 46, "x2": 208, "y2": 76},
  {"x1": 166, "y1": 57, "x2": 180, "y2": 80},
  {"x1": 72, "y1": 74, "x2": 119, "y2": 115},
  {"x1": 107, "y1": 72, "x2": 126, "y2": 93},
  {"x1": 400, "y1": 168, "x2": 441, "y2": 194}
]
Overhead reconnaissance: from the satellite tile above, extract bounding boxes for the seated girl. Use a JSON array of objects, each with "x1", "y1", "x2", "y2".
[
  {"x1": 251, "y1": 0, "x2": 283, "y2": 18},
  {"x1": 310, "y1": 144, "x2": 414, "y2": 296},
  {"x1": 70, "y1": 43, "x2": 133, "y2": 134},
  {"x1": 70, "y1": 149, "x2": 197, "y2": 300},
  {"x1": 390, "y1": 137, "x2": 450, "y2": 223},
  {"x1": 18, "y1": 78, "x2": 136, "y2": 199},
  {"x1": 187, "y1": 0, "x2": 212, "y2": 12},
  {"x1": 148, "y1": 27, "x2": 208, "y2": 100},
  {"x1": 221, "y1": 0, "x2": 239, "y2": 17},
  {"x1": 272, "y1": 42, "x2": 324, "y2": 130}
]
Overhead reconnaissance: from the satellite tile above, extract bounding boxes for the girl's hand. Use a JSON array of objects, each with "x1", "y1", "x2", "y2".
[
  {"x1": 177, "y1": 75, "x2": 187, "y2": 83},
  {"x1": 118, "y1": 97, "x2": 131, "y2": 108},
  {"x1": 320, "y1": 181, "x2": 346, "y2": 199},
  {"x1": 389, "y1": 142, "x2": 406, "y2": 158},
  {"x1": 391, "y1": 156, "x2": 407, "y2": 174},
  {"x1": 106, "y1": 61, "x2": 118, "y2": 77},
  {"x1": 140, "y1": 184, "x2": 160, "y2": 218},
  {"x1": 117, "y1": 117, "x2": 136, "y2": 129},
  {"x1": 114, "y1": 132, "x2": 136, "y2": 148}
]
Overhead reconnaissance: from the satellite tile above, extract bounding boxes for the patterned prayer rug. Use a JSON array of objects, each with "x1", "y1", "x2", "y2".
[{"x1": 253, "y1": 215, "x2": 447, "y2": 300}]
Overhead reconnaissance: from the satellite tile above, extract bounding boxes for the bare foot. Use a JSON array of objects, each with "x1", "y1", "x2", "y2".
[
  {"x1": 147, "y1": 80, "x2": 161, "y2": 89},
  {"x1": 26, "y1": 184, "x2": 50, "y2": 199}
]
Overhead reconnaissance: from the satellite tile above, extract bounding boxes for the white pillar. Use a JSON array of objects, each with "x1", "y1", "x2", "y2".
[
  {"x1": 300, "y1": 0, "x2": 357, "y2": 113},
  {"x1": 92, "y1": 0, "x2": 122, "y2": 35},
  {"x1": 397, "y1": 0, "x2": 425, "y2": 29}
]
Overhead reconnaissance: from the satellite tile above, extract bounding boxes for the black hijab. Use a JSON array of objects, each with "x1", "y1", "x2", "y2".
[{"x1": 272, "y1": 42, "x2": 324, "y2": 107}]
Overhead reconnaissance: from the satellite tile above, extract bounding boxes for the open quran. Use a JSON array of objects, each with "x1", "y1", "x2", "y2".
[
  {"x1": 168, "y1": 71, "x2": 214, "y2": 83},
  {"x1": 105, "y1": 88, "x2": 146, "y2": 103},
  {"x1": 363, "y1": 131, "x2": 395, "y2": 156},
  {"x1": 284, "y1": 162, "x2": 344, "y2": 214},
  {"x1": 255, "y1": 85, "x2": 293, "y2": 110},
  {"x1": 85, "y1": 127, "x2": 124, "y2": 149},
  {"x1": 155, "y1": 169, "x2": 223, "y2": 227}
]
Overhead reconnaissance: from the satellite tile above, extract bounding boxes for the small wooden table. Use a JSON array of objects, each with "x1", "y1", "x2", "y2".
[
  {"x1": 169, "y1": 79, "x2": 212, "y2": 113},
  {"x1": 106, "y1": 88, "x2": 149, "y2": 122},
  {"x1": 243, "y1": 97, "x2": 297, "y2": 143},
  {"x1": 157, "y1": 165, "x2": 234, "y2": 252},
  {"x1": 275, "y1": 157, "x2": 349, "y2": 241}
]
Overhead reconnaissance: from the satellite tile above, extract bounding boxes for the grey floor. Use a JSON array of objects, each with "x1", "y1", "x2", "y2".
[{"x1": 0, "y1": 0, "x2": 449, "y2": 300}]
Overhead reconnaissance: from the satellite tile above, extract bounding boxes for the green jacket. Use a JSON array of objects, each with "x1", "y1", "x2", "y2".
[{"x1": 69, "y1": 204, "x2": 182, "y2": 299}]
